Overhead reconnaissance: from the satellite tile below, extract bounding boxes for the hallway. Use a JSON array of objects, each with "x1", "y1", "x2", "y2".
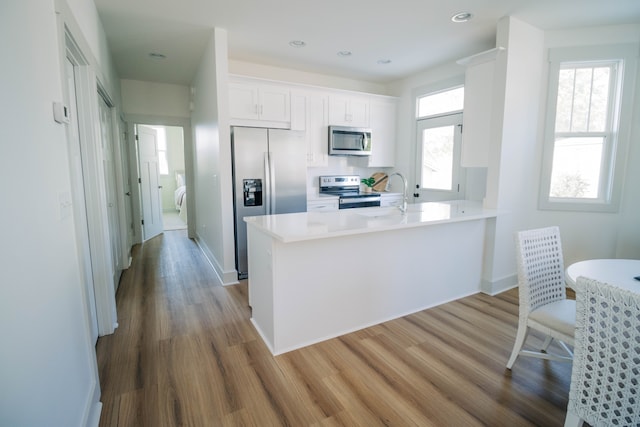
[{"x1": 96, "y1": 230, "x2": 572, "y2": 426}]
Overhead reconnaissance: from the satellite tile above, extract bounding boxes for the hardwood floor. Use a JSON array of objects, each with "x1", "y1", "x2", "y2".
[{"x1": 97, "y1": 230, "x2": 574, "y2": 426}]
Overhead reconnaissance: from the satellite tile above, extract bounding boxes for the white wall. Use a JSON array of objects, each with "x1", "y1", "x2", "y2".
[
  {"x1": 0, "y1": 0, "x2": 113, "y2": 425},
  {"x1": 229, "y1": 59, "x2": 390, "y2": 95},
  {"x1": 481, "y1": 17, "x2": 546, "y2": 293},
  {"x1": 531, "y1": 24, "x2": 640, "y2": 266},
  {"x1": 120, "y1": 79, "x2": 190, "y2": 118},
  {"x1": 191, "y1": 28, "x2": 238, "y2": 284}
]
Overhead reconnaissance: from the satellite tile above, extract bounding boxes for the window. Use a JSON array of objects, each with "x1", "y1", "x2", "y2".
[
  {"x1": 151, "y1": 126, "x2": 169, "y2": 175},
  {"x1": 415, "y1": 112, "x2": 464, "y2": 201},
  {"x1": 417, "y1": 86, "x2": 464, "y2": 118},
  {"x1": 539, "y1": 45, "x2": 637, "y2": 212}
]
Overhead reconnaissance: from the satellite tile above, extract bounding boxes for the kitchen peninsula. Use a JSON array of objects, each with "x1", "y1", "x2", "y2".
[{"x1": 245, "y1": 200, "x2": 498, "y2": 355}]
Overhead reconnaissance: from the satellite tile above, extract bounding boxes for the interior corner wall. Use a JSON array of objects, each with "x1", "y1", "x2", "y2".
[{"x1": 191, "y1": 28, "x2": 238, "y2": 285}]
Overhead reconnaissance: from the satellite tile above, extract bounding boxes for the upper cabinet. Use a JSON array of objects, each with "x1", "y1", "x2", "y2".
[
  {"x1": 291, "y1": 90, "x2": 329, "y2": 167},
  {"x1": 368, "y1": 97, "x2": 397, "y2": 167},
  {"x1": 328, "y1": 94, "x2": 369, "y2": 127},
  {"x1": 457, "y1": 47, "x2": 504, "y2": 167},
  {"x1": 229, "y1": 80, "x2": 291, "y2": 128},
  {"x1": 228, "y1": 76, "x2": 397, "y2": 168}
]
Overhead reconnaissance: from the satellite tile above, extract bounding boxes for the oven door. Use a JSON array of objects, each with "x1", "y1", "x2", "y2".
[{"x1": 339, "y1": 195, "x2": 381, "y2": 209}]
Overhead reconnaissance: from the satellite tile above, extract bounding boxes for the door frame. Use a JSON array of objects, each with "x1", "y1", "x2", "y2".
[
  {"x1": 64, "y1": 31, "x2": 118, "y2": 336},
  {"x1": 125, "y1": 114, "x2": 195, "y2": 244}
]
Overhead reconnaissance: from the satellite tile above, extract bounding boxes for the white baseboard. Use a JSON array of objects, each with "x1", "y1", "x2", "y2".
[
  {"x1": 481, "y1": 274, "x2": 518, "y2": 296},
  {"x1": 194, "y1": 235, "x2": 239, "y2": 286}
]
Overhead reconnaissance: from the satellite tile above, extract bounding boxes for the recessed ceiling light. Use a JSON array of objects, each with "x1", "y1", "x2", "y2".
[
  {"x1": 148, "y1": 52, "x2": 166, "y2": 59},
  {"x1": 337, "y1": 51, "x2": 352, "y2": 57},
  {"x1": 377, "y1": 59, "x2": 392, "y2": 65},
  {"x1": 289, "y1": 40, "x2": 306, "y2": 48},
  {"x1": 451, "y1": 12, "x2": 473, "y2": 23}
]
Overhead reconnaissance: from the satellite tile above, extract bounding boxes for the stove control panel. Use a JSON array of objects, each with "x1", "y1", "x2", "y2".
[{"x1": 319, "y1": 175, "x2": 360, "y2": 188}]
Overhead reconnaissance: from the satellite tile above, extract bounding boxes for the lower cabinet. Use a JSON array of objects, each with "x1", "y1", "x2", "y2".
[{"x1": 307, "y1": 199, "x2": 338, "y2": 212}]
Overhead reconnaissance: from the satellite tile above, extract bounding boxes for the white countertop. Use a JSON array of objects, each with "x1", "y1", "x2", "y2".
[{"x1": 245, "y1": 200, "x2": 498, "y2": 243}]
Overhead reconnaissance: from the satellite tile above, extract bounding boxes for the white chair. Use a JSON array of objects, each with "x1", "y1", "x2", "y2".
[
  {"x1": 506, "y1": 226, "x2": 575, "y2": 369},
  {"x1": 565, "y1": 277, "x2": 640, "y2": 427}
]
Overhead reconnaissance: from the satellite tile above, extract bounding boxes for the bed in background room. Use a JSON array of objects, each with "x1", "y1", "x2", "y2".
[{"x1": 174, "y1": 171, "x2": 187, "y2": 223}]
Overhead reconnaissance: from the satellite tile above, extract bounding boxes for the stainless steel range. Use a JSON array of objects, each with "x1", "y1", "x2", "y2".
[{"x1": 319, "y1": 175, "x2": 381, "y2": 209}]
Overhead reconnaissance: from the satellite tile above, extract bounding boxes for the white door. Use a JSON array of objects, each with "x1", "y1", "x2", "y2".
[
  {"x1": 137, "y1": 125, "x2": 164, "y2": 240},
  {"x1": 98, "y1": 95, "x2": 123, "y2": 291},
  {"x1": 414, "y1": 113, "x2": 465, "y2": 202},
  {"x1": 65, "y1": 57, "x2": 98, "y2": 343}
]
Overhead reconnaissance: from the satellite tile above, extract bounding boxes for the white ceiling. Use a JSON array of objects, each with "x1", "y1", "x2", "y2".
[{"x1": 94, "y1": 0, "x2": 640, "y2": 85}]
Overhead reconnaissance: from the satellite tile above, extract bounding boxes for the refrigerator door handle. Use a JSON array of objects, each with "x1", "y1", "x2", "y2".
[
  {"x1": 268, "y1": 152, "x2": 276, "y2": 213},
  {"x1": 264, "y1": 152, "x2": 271, "y2": 214}
]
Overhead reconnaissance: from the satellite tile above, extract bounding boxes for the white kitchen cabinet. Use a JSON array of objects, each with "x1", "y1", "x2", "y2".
[
  {"x1": 292, "y1": 90, "x2": 329, "y2": 167},
  {"x1": 307, "y1": 198, "x2": 338, "y2": 212},
  {"x1": 458, "y1": 48, "x2": 503, "y2": 167},
  {"x1": 379, "y1": 193, "x2": 403, "y2": 208},
  {"x1": 368, "y1": 97, "x2": 397, "y2": 167},
  {"x1": 229, "y1": 81, "x2": 291, "y2": 128},
  {"x1": 328, "y1": 94, "x2": 369, "y2": 127}
]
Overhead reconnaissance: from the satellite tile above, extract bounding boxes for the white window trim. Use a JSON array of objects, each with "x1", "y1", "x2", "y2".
[{"x1": 538, "y1": 44, "x2": 638, "y2": 213}]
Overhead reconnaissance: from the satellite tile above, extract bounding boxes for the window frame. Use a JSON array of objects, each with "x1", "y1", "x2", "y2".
[
  {"x1": 151, "y1": 126, "x2": 169, "y2": 176},
  {"x1": 538, "y1": 44, "x2": 637, "y2": 212}
]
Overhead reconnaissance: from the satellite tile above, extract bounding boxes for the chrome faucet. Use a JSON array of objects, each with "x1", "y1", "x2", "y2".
[{"x1": 386, "y1": 172, "x2": 408, "y2": 213}]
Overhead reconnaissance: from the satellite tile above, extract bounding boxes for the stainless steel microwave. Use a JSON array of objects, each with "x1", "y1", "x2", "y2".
[{"x1": 328, "y1": 126, "x2": 372, "y2": 156}]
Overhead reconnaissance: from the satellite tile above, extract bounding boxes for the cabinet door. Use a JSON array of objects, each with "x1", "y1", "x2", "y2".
[
  {"x1": 306, "y1": 93, "x2": 329, "y2": 167},
  {"x1": 307, "y1": 200, "x2": 338, "y2": 212},
  {"x1": 368, "y1": 98, "x2": 396, "y2": 167},
  {"x1": 328, "y1": 95, "x2": 369, "y2": 127},
  {"x1": 461, "y1": 60, "x2": 494, "y2": 167},
  {"x1": 290, "y1": 93, "x2": 306, "y2": 131},
  {"x1": 229, "y1": 82, "x2": 259, "y2": 120},
  {"x1": 260, "y1": 85, "x2": 290, "y2": 123},
  {"x1": 348, "y1": 97, "x2": 370, "y2": 127}
]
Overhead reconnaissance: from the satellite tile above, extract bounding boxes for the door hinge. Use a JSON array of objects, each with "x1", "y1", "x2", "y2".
[
  {"x1": 458, "y1": 124, "x2": 463, "y2": 133},
  {"x1": 135, "y1": 135, "x2": 139, "y2": 141},
  {"x1": 138, "y1": 178, "x2": 142, "y2": 184},
  {"x1": 141, "y1": 219, "x2": 144, "y2": 225}
]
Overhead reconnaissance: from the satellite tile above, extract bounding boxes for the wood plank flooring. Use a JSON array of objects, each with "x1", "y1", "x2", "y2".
[{"x1": 96, "y1": 230, "x2": 574, "y2": 426}]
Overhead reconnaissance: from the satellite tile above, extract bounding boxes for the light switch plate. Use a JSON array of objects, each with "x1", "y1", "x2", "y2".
[{"x1": 53, "y1": 102, "x2": 70, "y2": 124}]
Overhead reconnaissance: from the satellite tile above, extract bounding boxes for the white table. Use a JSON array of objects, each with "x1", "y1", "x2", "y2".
[{"x1": 566, "y1": 259, "x2": 640, "y2": 292}]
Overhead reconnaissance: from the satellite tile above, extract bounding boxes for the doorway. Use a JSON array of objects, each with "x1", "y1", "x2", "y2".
[
  {"x1": 149, "y1": 125, "x2": 187, "y2": 231},
  {"x1": 128, "y1": 119, "x2": 193, "y2": 243}
]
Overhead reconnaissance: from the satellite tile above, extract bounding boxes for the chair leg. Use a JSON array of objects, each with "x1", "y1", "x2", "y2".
[
  {"x1": 563, "y1": 411, "x2": 583, "y2": 427},
  {"x1": 507, "y1": 322, "x2": 529, "y2": 369},
  {"x1": 541, "y1": 335, "x2": 553, "y2": 352}
]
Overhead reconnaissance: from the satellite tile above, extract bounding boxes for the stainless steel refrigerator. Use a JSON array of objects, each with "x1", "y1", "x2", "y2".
[{"x1": 232, "y1": 127, "x2": 307, "y2": 279}]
